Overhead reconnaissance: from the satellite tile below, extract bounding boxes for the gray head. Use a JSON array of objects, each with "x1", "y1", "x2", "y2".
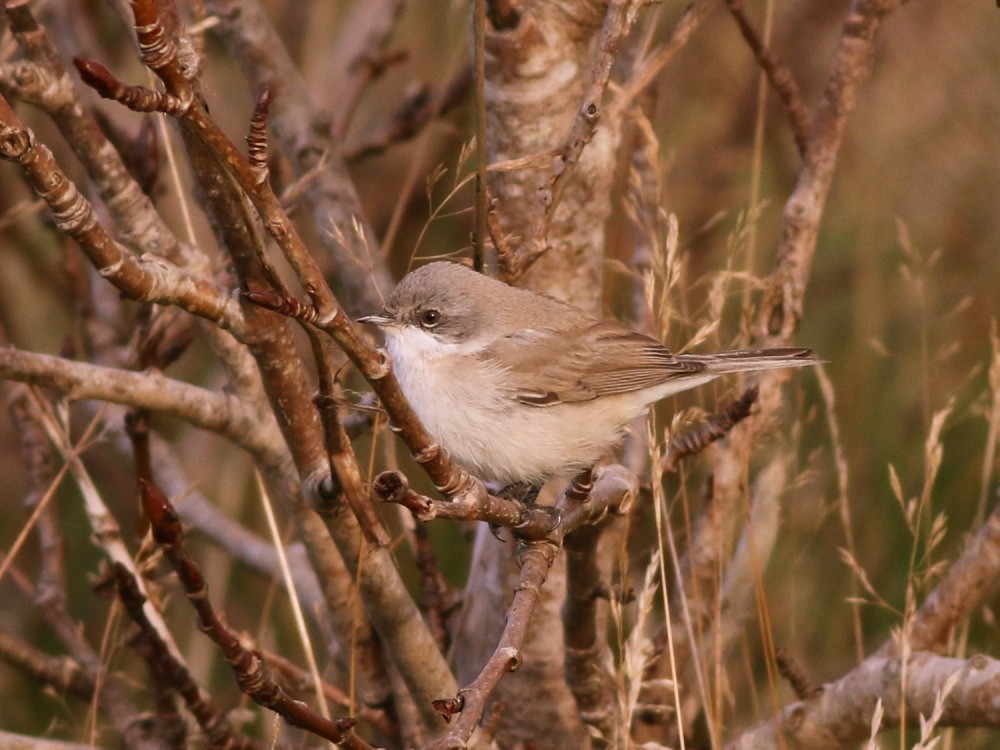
[{"x1": 360, "y1": 261, "x2": 585, "y2": 348}]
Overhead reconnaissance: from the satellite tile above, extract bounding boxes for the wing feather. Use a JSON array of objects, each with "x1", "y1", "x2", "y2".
[{"x1": 481, "y1": 322, "x2": 704, "y2": 407}]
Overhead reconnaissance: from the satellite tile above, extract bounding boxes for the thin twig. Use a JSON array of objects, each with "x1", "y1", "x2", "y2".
[
  {"x1": 611, "y1": 0, "x2": 718, "y2": 118},
  {"x1": 140, "y1": 480, "x2": 374, "y2": 749},
  {"x1": 473, "y1": 0, "x2": 488, "y2": 272},
  {"x1": 342, "y1": 67, "x2": 473, "y2": 162},
  {"x1": 500, "y1": 0, "x2": 640, "y2": 281},
  {"x1": 0, "y1": 628, "x2": 95, "y2": 699},
  {"x1": 327, "y1": 0, "x2": 407, "y2": 141},
  {"x1": 723, "y1": 0, "x2": 811, "y2": 155},
  {"x1": 113, "y1": 564, "x2": 264, "y2": 750},
  {"x1": 775, "y1": 646, "x2": 819, "y2": 700},
  {"x1": 660, "y1": 387, "x2": 759, "y2": 472}
]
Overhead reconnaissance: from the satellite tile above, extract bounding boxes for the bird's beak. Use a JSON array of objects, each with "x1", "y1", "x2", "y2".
[{"x1": 357, "y1": 311, "x2": 394, "y2": 327}]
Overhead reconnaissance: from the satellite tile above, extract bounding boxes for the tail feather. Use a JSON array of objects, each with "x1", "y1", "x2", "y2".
[{"x1": 683, "y1": 347, "x2": 817, "y2": 374}]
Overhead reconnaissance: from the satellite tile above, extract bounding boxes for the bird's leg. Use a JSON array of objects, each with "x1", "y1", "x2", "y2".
[{"x1": 486, "y1": 482, "x2": 543, "y2": 541}]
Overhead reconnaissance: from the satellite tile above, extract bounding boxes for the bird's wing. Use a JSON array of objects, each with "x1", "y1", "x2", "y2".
[{"x1": 482, "y1": 322, "x2": 706, "y2": 406}]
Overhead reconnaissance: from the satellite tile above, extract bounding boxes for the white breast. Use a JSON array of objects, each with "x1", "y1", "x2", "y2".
[{"x1": 383, "y1": 327, "x2": 659, "y2": 483}]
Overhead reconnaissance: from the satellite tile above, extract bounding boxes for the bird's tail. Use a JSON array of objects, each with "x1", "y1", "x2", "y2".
[{"x1": 682, "y1": 347, "x2": 817, "y2": 374}]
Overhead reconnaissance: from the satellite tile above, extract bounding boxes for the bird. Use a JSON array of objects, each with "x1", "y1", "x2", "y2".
[{"x1": 360, "y1": 261, "x2": 814, "y2": 485}]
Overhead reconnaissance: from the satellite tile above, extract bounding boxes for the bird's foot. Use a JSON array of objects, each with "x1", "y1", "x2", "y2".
[{"x1": 497, "y1": 482, "x2": 542, "y2": 504}]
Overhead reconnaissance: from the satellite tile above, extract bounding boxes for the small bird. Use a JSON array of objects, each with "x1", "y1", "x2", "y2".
[{"x1": 360, "y1": 262, "x2": 814, "y2": 484}]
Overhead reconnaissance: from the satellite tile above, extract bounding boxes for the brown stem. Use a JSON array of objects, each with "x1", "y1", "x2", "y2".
[
  {"x1": 140, "y1": 480, "x2": 374, "y2": 749},
  {"x1": 723, "y1": 0, "x2": 811, "y2": 155},
  {"x1": 430, "y1": 541, "x2": 559, "y2": 749},
  {"x1": 660, "y1": 387, "x2": 759, "y2": 472},
  {"x1": 113, "y1": 564, "x2": 264, "y2": 750},
  {"x1": 500, "y1": 0, "x2": 638, "y2": 281}
]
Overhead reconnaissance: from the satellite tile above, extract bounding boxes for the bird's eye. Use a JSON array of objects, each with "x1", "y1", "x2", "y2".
[{"x1": 420, "y1": 309, "x2": 441, "y2": 327}]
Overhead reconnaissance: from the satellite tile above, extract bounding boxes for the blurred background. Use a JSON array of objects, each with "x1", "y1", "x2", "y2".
[{"x1": 0, "y1": 0, "x2": 998, "y2": 745}]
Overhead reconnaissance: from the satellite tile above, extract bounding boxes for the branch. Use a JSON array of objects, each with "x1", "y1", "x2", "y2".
[
  {"x1": 499, "y1": 0, "x2": 640, "y2": 280},
  {"x1": 140, "y1": 480, "x2": 374, "y2": 749},
  {"x1": 695, "y1": 1, "x2": 909, "y2": 736},
  {"x1": 0, "y1": 628, "x2": 94, "y2": 700},
  {"x1": 77, "y1": 4, "x2": 458, "y2": 728},
  {"x1": 730, "y1": 499, "x2": 1000, "y2": 747},
  {"x1": 3, "y1": 0, "x2": 191, "y2": 265},
  {"x1": 757, "y1": 0, "x2": 907, "y2": 344},
  {"x1": 726, "y1": 652, "x2": 1000, "y2": 749},
  {"x1": 723, "y1": 0, "x2": 811, "y2": 155},
  {"x1": 259, "y1": 646, "x2": 398, "y2": 742},
  {"x1": 0, "y1": 94, "x2": 243, "y2": 334},
  {"x1": 0, "y1": 730, "x2": 103, "y2": 750},
  {"x1": 563, "y1": 520, "x2": 616, "y2": 739},
  {"x1": 85, "y1": 14, "x2": 467, "y2": 518},
  {"x1": 879, "y1": 501, "x2": 1000, "y2": 656},
  {"x1": 343, "y1": 66, "x2": 473, "y2": 162},
  {"x1": 430, "y1": 541, "x2": 560, "y2": 749},
  {"x1": 113, "y1": 564, "x2": 264, "y2": 750},
  {"x1": 375, "y1": 463, "x2": 636, "y2": 538},
  {"x1": 413, "y1": 524, "x2": 462, "y2": 653},
  {"x1": 202, "y1": 0, "x2": 395, "y2": 316},
  {"x1": 660, "y1": 387, "x2": 759, "y2": 472},
  {"x1": 612, "y1": 0, "x2": 718, "y2": 117},
  {"x1": 105, "y1": 412, "x2": 395, "y2": 719},
  {"x1": 323, "y1": 0, "x2": 408, "y2": 140},
  {"x1": 0, "y1": 347, "x2": 282, "y2": 460}
]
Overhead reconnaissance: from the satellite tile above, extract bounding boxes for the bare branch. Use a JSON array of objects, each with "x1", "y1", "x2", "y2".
[
  {"x1": 430, "y1": 541, "x2": 559, "y2": 749},
  {"x1": 499, "y1": 0, "x2": 640, "y2": 281},
  {"x1": 140, "y1": 479, "x2": 374, "y2": 749},
  {"x1": 203, "y1": 0, "x2": 394, "y2": 316},
  {"x1": 4, "y1": 1, "x2": 191, "y2": 264},
  {"x1": 0, "y1": 95, "x2": 243, "y2": 333},
  {"x1": 0, "y1": 347, "x2": 281, "y2": 458},
  {"x1": 612, "y1": 0, "x2": 718, "y2": 117},
  {"x1": 727, "y1": 652, "x2": 1000, "y2": 749},
  {"x1": 757, "y1": 0, "x2": 907, "y2": 344},
  {"x1": 113, "y1": 564, "x2": 264, "y2": 750},
  {"x1": 879, "y1": 501, "x2": 1000, "y2": 657},
  {"x1": 0, "y1": 627, "x2": 95, "y2": 700},
  {"x1": 660, "y1": 387, "x2": 759, "y2": 472},
  {"x1": 723, "y1": 0, "x2": 811, "y2": 155},
  {"x1": 343, "y1": 67, "x2": 473, "y2": 162},
  {"x1": 563, "y1": 520, "x2": 616, "y2": 739}
]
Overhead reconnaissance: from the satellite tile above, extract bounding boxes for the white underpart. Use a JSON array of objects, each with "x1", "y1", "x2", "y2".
[{"x1": 383, "y1": 325, "x2": 721, "y2": 483}]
